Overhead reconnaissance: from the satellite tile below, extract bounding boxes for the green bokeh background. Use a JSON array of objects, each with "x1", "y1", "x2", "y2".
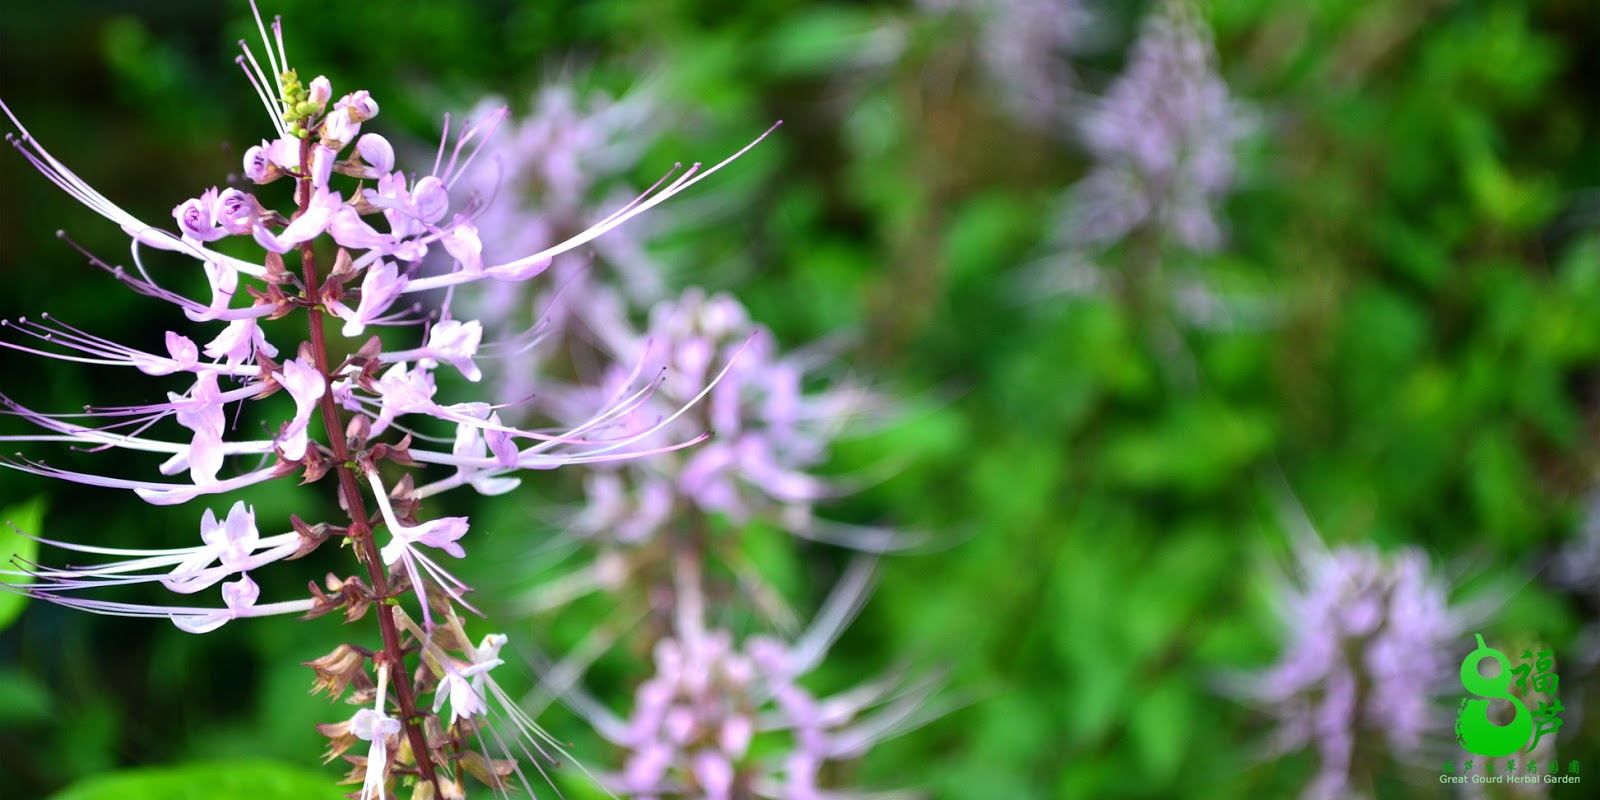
[{"x1": 2, "y1": 1, "x2": 1600, "y2": 798}]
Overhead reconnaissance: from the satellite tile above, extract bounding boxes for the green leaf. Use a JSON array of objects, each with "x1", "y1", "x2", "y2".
[
  {"x1": 0, "y1": 496, "x2": 47, "y2": 632},
  {"x1": 760, "y1": 8, "x2": 886, "y2": 77},
  {"x1": 0, "y1": 667, "x2": 52, "y2": 726},
  {"x1": 1129, "y1": 674, "x2": 1193, "y2": 783},
  {"x1": 47, "y1": 760, "x2": 345, "y2": 800}
]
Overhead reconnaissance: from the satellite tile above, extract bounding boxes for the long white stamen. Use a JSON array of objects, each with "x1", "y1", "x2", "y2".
[
  {"x1": 250, "y1": 1, "x2": 284, "y2": 100},
  {"x1": 401, "y1": 122, "x2": 781, "y2": 294},
  {"x1": 271, "y1": 16, "x2": 289, "y2": 80},
  {"x1": 236, "y1": 54, "x2": 288, "y2": 139},
  {"x1": 432, "y1": 113, "x2": 451, "y2": 178}
]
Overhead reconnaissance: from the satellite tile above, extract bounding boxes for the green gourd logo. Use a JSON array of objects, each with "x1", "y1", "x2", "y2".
[{"x1": 1456, "y1": 634, "x2": 1533, "y2": 758}]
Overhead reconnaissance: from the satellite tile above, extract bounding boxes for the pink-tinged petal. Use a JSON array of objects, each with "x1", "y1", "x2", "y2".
[
  {"x1": 692, "y1": 751, "x2": 734, "y2": 800},
  {"x1": 327, "y1": 204, "x2": 388, "y2": 251},
  {"x1": 132, "y1": 332, "x2": 200, "y2": 376},
  {"x1": 173, "y1": 372, "x2": 224, "y2": 433},
  {"x1": 198, "y1": 257, "x2": 240, "y2": 318},
  {"x1": 173, "y1": 191, "x2": 226, "y2": 242},
  {"x1": 253, "y1": 188, "x2": 340, "y2": 253},
  {"x1": 411, "y1": 175, "x2": 448, "y2": 223},
  {"x1": 344, "y1": 90, "x2": 379, "y2": 122},
  {"x1": 307, "y1": 75, "x2": 332, "y2": 107},
  {"x1": 357, "y1": 133, "x2": 394, "y2": 173},
  {"x1": 220, "y1": 573, "x2": 260, "y2": 611},
  {"x1": 338, "y1": 259, "x2": 406, "y2": 337},
  {"x1": 390, "y1": 239, "x2": 427, "y2": 263},
  {"x1": 623, "y1": 743, "x2": 671, "y2": 790},
  {"x1": 323, "y1": 103, "x2": 360, "y2": 144},
  {"x1": 242, "y1": 144, "x2": 272, "y2": 183},
  {"x1": 264, "y1": 135, "x2": 301, "y2": 171},
  {"x1": 485, "y1": 255, "x2": 552, "y2": 282},
  {"x1": 720, "y1": 714, "x2": 753, "y2": 758},
  {"x1": 426, "y1": 319, "x2": 483, "y2": 381},
  {"x1": 204, "y1": 318, "x2": 277, "y2": 365},
  {"x1": 484, "y1": 416, "x2": 517, "y2": 468},
  {"x1": 310, "y1": 145, "x2": 336, "y2": 189},
  {"x1": 664, "y1": 706, "x2": 696, "y2": 744},
  {"x1": 215, "y1": 189, "x2": 257, "y2": 235},
  {"x1": 412, "y1": 516, "x2": 469, "y2": 558},
  {"x1": 166, "y1": 332, "x2": 200, "y2": 370},
  {"x1": 219, "y1": 501, "x2": 259, "y2": 562},
  {"x1": 441, "y1": 217, "x2": 482, "y2": 273},
  {"x1": 188, "y1": 430, "x2": 225, "y2": 485},
  {"x1": 275, "y1": 358, "x2": 326, "y2": 459},
  {"x1": 198, "y1": 506, "x2": 228, "y2": 548}
]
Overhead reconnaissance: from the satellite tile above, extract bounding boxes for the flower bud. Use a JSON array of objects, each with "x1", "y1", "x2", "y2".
[
  {"x1": 356, "y1": 133, "x2": 394, "y2": 174},
  {"x1": 215, "y1": 189, "x2": 258, "y2": 235},
  {"x1": 343, "y1": 90, "x2": 379, "y2": 122},
  {"x1": 307, "y1": 75, "x2": 332, "y2": 107},
  {"x1": 303, "y1": 643, "x2": 372, "y2": 701},
  {"x1": 173, "y1": 189, "x2": 227, "y2": 242},
  {"x1": 243, "y1": 144, "x2": 272, "y2": 183},
  {"x1": 322, "y1": 104, "x2": 361, "y2": 148}
]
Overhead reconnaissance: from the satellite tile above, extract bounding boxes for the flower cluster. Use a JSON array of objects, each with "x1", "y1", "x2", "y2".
[
  {"x1": 1226, "y1": 539, "x2": 1473, "y2": 800},
  {"x1": 567, "y1": 563, "x2": 936, "y2": 800},
  {"x1": 517, "y1": 287, "x2": 904, "y2": 625},
  {"x1": 447, "y1": 84, "x2": 673, "y2": 407},
  {"x1": 0, "y1": 3, "x2": 772, "y2": 796},
  {"x1": 1062, "y1": 0, "x2": 1253, "y2": 255},
  {"x1": 439, "y1": 79, "x2": 927, "y2": 797}
]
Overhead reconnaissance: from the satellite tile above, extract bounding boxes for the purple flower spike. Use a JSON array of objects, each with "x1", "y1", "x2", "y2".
[
  {"x1": 0, "y1": 2, "x2": 777, "y2": 790},
  {"x1": 1224, "y1": 533, "x2": 1478, "y2": 799},
  {"x1": 1065, "y1": 0, "x2": 1252, "y2": 253}
]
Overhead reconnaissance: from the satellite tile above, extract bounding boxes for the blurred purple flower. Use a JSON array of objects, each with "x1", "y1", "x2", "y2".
[
  {"x1": 563, "y1": 561, "x2": 938, "y2": 799},
  {"x1": 918, "y1": 0, "x2": 1097, "y2": 129},
  {"x1": 1225, "y1": 539, "x2": 1474, "y2": 800},
  {"x1": 447, "y1": 83, "x2": 673, "y2": 371},
  {"x1": 1064, "y1": 0, "x2": 1252, "y2": 253},
  {"x1": 546, "y1": 288, "x2": 905, "y2": 558}
]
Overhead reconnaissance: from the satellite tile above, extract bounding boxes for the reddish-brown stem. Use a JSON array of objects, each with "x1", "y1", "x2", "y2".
[{"x1": 294, "y1": 136, "x2": 442, "y2": 793}]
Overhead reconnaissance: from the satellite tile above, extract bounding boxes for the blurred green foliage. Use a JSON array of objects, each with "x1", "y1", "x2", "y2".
[{"x1": 2, "y1": 0, "x2": 1599, "y2": 798}]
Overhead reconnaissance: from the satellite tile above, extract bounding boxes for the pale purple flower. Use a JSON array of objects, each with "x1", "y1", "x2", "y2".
[
  {"x1": 326, "y1": 259, "x2": 407, "y2": 337},
  {"x1": 432, "y1": 633, "x2": 507, "y2": 727},
  {"x1": 356, "y1": 132, "x2": 394, "y2": 174},
  {"x1": 204, "y1": 317, "x2": 277, "y2": 365},
  {"x1": 274, "y1": 358, "x2": 326, "y2": 460},
  {"x1": 242, "y1": 143, "x2": 273, "y2": 182},
  {"x1": 173, "y1": 188, "x2": 228, "y2": 242},
  {"x1": 343, "y1": 90, "x2": 379, "y2": 122},
  {"x1": 1224, "y1": 538, "x2": 1475, "y2": 800},
  {"x1": 540, "y1": 288, "x2": 902, "y2": 556},
  {"x1": 215, "y1": 188, "x2": 258, "y2": 235},
  {"x1": 1064, "y1": 0, "x2": 1252, "y2": 253},
  {"x1": 306, "y1": 75, "x2": 332, "y2": 107},
  {"x1": 1, "y1": 500, "x2": 300, "y2": 605},
  {"x1": 132, "y1": 331, "x2": 201, "y2": 376},
  {"x1": 251, "y1": 185, "x2": 341, "y2": 253},
  {"x1": 350, "y1": 671, "x2": 403, "y2": 800},
  {"x1": 322, "y1": 99, "x2": 362, "y2": 144},
  {"x1": 566, "y1": 563, "x2": 937, "y2": 799}
]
